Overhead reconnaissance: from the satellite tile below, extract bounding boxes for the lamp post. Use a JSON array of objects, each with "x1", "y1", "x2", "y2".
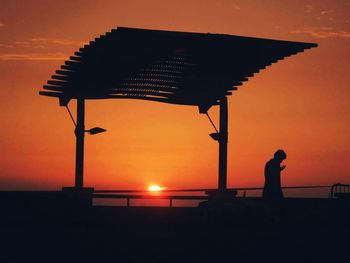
[
  {"x1": 71, "y1": 98, "x2": 106, "y2": 189},
  {"x1": 75, "y1": 98, "x2": 85, "y2": 189},
  {"x1": 218, "y1": 97, "x2": 228, "y2": 191},
  {"x1": 204, "y1": 97, "x2": 237, "y2": 201}
]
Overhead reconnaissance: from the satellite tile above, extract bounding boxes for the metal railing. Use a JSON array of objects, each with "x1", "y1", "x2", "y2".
[
  {"x1": 93, "y1": 185, "x2": 333, "y2": 207},
  {"x1": 330, "y1": 183, "x2": 350, "y2": 199},
  {"x1": 93, "y1": 193, "x2": 207, "y2": 207}
]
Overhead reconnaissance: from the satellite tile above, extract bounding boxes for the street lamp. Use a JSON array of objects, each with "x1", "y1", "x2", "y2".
[
  {"x1": 202, "y1": 99, "x2": 237, "y2": 200},
  {"x1": 65, "y1": 100, "x2": 106, "y2": 189},
  {"x1": 86, "y1": 127, "x2": 107, "y2": 135}
]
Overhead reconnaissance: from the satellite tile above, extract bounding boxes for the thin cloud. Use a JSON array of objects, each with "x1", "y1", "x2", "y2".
[
  {"x1": 0, "y1": 22, "x2": 4, "y2": 27},
  {"x1": 0, "y1": 38, "x2": 85, "y2": 50},
  {"x1": 0, "y1": 43, "x2": 14, "y2": 48},
  {"x1": 0, "y1": 52, "x2": 68, "y2": 61},
  {"x1": 0, "y1": 37, "x2": 86, "y2": 60},
  {"x1": 292, "y1": 27, "x2": 350, "y2": 39},
  {"x1": 304, "y1": 4, "x2": 313, "y2": 13},
  {"x1": 320, "y1": 10, "x2": 334, "y2": 16},
  {"x1": 231, "y1": 3, "x2": 240, "y2": 10},
  {"x1": 30, "y1": 38, "x2": 85, "y2": 46}
]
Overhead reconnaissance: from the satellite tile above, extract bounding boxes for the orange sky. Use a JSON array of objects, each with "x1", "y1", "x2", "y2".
[{"x1": 0, "y1": 0, "x2": 349, "y2": 191}]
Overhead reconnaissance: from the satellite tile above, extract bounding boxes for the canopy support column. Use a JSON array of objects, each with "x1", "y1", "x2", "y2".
[
  {"x1": 205, "y1": 97, "x2": 236, "y2": 203},
  {"x1": 62, "y1": 98, "x2": 93, "y2": 207},
  {"x1": 218, "y1": 97, "x2": 228, "y2": 191},
  {"x1": 75, "y1": 98, "x2": 85, "y2": 188}
]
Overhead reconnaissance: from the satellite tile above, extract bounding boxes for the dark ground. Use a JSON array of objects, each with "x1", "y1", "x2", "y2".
[{"x1": 0, "y1": 194, "x2": 349, "y2": 263}]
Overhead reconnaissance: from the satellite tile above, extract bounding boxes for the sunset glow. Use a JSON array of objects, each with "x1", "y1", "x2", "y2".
[
  {"x1": 0, "y1": 1, "x2": 349, "y2": 192},
  {"x1": 148, "y1": 185, "x2": 165, "y2": 192}
]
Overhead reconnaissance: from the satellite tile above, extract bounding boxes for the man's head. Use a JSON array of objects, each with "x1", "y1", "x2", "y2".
[{"x1": 274, "y1": 149, "x2": 287, "y2": 162}]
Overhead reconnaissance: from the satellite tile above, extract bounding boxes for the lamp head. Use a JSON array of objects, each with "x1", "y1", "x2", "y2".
[{"x1": 87, "y1": 127, "x2": 107, "y2": 135}]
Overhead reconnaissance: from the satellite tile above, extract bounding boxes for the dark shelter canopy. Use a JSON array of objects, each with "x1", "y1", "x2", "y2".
[
  {"x1": 39, "y1": 27, "x2": 317, "y2": 191},
  {"x1": 39, "y1": 27, "x2": 317, "y2": 111}
]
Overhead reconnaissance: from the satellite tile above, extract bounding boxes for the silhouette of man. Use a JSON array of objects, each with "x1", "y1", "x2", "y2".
[{"x1": 263, "y1": 149, "x2": 286, "y2": 199}]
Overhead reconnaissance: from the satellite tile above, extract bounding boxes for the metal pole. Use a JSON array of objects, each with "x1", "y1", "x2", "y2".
[
  {"x1": 75, "y1": 98, "x2": 85, "y2": 188},
  {"x1": 218, "y1": 97, "x2": 228, "y2": 191}
]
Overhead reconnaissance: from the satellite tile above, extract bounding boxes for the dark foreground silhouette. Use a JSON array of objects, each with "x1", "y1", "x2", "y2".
[
  {"x1": 263, "y1": 149, "x2": 287, "y2": 199},
  {"x1": 0, "y1": 192, "x2": 349, "y2": 263}
]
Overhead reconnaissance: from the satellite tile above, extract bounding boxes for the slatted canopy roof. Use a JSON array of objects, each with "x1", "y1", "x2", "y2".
[{"x1": 39, "y1": 27, "x2": 317, "y2": 110}]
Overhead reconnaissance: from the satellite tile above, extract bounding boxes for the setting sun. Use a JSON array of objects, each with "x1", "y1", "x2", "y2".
[{"x1": 147, "y1": 185, "x2": 165, "y2": 192}]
